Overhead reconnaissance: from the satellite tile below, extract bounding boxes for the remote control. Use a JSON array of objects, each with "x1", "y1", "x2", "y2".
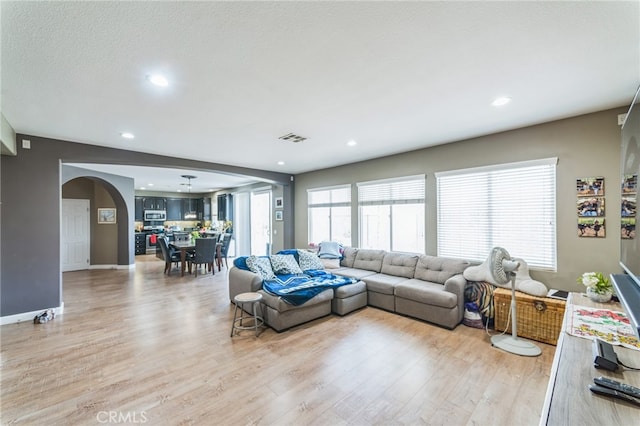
[
  {"x1": 594, "y1": 376, "x2": 640, "y2": 399},
  {"x1": 589, "y1": 384, "x2": 640, "y2": 407}
]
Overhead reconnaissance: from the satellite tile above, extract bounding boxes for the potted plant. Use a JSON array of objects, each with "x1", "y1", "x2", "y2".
[{"x1": 577, "y1": 272, "x2": 613, "y2": 303}]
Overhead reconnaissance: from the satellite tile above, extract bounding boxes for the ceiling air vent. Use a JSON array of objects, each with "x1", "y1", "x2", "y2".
[{"x1": 278, "y1": 133, "x2": 308, "y2": 143}]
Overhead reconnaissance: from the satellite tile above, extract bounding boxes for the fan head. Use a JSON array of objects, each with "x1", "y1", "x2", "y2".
[{"x1": 489, "y1": 247, "x2": 517, "y2": 285}]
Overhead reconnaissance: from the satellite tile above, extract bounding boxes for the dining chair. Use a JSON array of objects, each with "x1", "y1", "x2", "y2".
[
  {"x1": 192, "y1": 237, "x2": 216, "y2": 277},
  {"x1": 158, "y1": 236, "x2": 181, "y2": 275},
  {"x1": 216, "y1": 233, "x2": 232, "y2": 271}
]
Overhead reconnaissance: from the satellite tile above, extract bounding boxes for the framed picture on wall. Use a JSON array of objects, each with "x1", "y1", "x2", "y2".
[
  {"x1": 275, "y1": 210, "x2": 283, "y2": 221},
  {"x1": 621, "y1": 218, "x2": 636, "y2": 239},
  {"x1": 577, "y1": 197, "x2": 605, "y2": 217},
  {"x1": 577, "y1": 217, "x2": 605, "y2": 238},
  {"x1": 576, "y1": 176, "x2": 605, "y2": 196},
  {"x1": 98, "y1": 208, "x2": 116, "y2": 224},
  {"x1": 275, "y1": 197, "x2": 283, "y2": 208}
]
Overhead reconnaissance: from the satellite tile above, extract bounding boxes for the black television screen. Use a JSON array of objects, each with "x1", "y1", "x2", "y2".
[{"x1": 613, "y1": 85, "x2": 640, "y2": 338}]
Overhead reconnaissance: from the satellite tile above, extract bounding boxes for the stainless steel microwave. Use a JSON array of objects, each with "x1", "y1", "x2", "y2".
[{"x1": 144, "y1": 210, "x2": 166, "y2": 221}]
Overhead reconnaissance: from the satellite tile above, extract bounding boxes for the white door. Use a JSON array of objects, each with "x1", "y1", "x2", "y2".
[
  {"x1": 250, "y1": 191, "x2": 271, "y2": 255},
  {"x1": 62, "y1": 199, "x2": 90, "y2": 271}
]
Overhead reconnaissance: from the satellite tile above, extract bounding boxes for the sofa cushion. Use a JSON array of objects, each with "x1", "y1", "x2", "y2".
[
  {"x1": 395, "y1": 279, "x2": 457, "y2": 308},
  {"x1": 270, "y1": 254, "x2": 303, "y2": 275},
  {"x1": 333, "y1": 268, "x2": 378, "y2": 280},
  {"x1": 246, "y1": 255, "x2": 276, "y2": 280},
  {"x1": 352, "y1": 249, "x2": 386, "y2": 272},
  {"x1": 320, "y1": 258, "x2": 341, "y2": 269},
  {"x1": 414, "y1": 255, "x2": 469, "y2": 284},
  {"x1": 362, "y1": 273, "x2": 410, "y2": 295},
  {"x1": 381, "y1": 252, "x2": 419, "y2": 278},
  {"x1": 297, "y1": 249, "x2": 324, "y2": 271},
  {"x1": 341, "y1": 247, "x2": 358, "y2": 268},
  {"x1": 333, "y1": 280, "x2": 367, "y2": 298}
]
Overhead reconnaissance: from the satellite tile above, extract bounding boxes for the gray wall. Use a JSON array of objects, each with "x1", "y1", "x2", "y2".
[
  {"x1": 1, "y1": 135, "x2": 293, "y2": 316},
  {"x1": 294, "y1": 108, "x2": 626, "y2": 292}
]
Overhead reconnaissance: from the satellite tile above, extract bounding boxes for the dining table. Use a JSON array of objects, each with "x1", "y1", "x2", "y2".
[{"x1": 169, "y1": 241, "x2": 196, "y2": 277}]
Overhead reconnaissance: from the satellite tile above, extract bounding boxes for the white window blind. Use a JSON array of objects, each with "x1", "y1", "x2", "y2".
[
  {"x1": 358, "y1": 175, "x2": 425, "y2": 205},
  {"x1": 358, "y1": 175, "x2": 425, "y2": 252},
  {"x1": 436, "y1": 158, "x2": 557, "y2": 271},
  {"x1": 307, "y1": 185, "x2": 351, "y2": 246}
]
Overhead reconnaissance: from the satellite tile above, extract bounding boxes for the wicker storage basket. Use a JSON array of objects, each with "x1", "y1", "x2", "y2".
[{"x1": 493, "y1": 288, "x2": 566, "y2": 345}]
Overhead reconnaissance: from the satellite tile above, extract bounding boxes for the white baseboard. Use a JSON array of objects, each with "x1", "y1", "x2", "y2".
[
  {"x1": 1, "y1": 303, "x2": 64, "y2": 325},
  {"x1": 89, "y1": 264, "x2": 135, "y2": 270}
]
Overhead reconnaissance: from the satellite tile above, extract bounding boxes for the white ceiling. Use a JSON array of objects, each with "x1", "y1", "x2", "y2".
[{"x1": 2, "y1": 1, "x2": 639, "y2": 188}]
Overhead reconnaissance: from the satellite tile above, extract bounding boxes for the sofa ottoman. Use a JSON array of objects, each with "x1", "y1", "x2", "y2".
[
  {"x1": 258, "y1": 288, "x2": 334, "y2": 332},
  {"x1": 331, "y1": 280, "x2": 367, "y2": 316}
]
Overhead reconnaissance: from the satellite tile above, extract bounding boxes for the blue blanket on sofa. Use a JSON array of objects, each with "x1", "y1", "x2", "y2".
[{"x1": 262, "y1": 270, "x2": 358, "y2": 306}]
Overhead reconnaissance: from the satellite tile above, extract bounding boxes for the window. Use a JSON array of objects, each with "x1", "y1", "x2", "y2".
[
  {"x1": 358, "y1": 175, "x2": 425, "y2": 253},
  {"x1": 436, "y1": 158, "x2": 557, "y2": 270},
  {"x1": 307, "y1": 185, "x2": 351, "y2": 246}
]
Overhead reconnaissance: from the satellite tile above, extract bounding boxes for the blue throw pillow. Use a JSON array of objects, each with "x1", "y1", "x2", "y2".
[{"x1": 233, "y1": 256, "x2": 250, "y2": 270}]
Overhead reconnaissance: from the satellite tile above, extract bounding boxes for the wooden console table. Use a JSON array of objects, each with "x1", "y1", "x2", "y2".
[{"x1": 540, "y1": 292, "x2": 640, "y2": 425}]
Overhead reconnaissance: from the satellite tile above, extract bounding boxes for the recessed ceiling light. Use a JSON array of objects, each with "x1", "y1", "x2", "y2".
[
  {"x1": 148, "y1": 183, "x2": 154, "y2": 187},
  {"x1": 177, "y1": 189, "x2": 182, "y2": 193},
  {"x1": 121, "y1": 132, "x2": 135, "y2": 139},
  {"x1": 140, "y1": 187, "x2": 146, "y2": 190},
  {"x1": 492, "y1": 96, "x2": 512, "y2": 107},
  {"x1": 347, "y1": 140, "x2": 357, "y2": 147},
  {"x1": 147, "y1": 74, "x2": 168, "y2": 87},
  {"x1": 277, "y1": 161, "x2": 285, "y2": 166}
]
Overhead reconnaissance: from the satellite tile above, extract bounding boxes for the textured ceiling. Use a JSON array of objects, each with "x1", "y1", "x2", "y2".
[{"x1": 2, "y1": 1, "x2": 639, "y2": 183}]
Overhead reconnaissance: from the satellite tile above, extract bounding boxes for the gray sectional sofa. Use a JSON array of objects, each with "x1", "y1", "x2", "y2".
[{"x1": 228, "y1": 247, "x2": 470, "y2": 332}]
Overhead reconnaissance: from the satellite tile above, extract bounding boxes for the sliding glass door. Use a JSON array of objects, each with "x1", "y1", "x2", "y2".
[{"x1": 250, "y1": 190, "x2": 272, "y2": 255}]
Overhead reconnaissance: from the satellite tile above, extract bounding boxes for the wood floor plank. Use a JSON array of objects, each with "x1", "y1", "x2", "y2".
[{"x1": 0, "y1": 255, "x2": 554, "y2": 425}]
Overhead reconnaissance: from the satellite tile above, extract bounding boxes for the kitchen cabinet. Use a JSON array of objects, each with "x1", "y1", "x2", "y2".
[
  {"x1": 142, "y1": 197, "x2": 166, "y2": 211},
  {"x1": 167, "y1": 198, "x2": 182, "y2": 221},
  {"x1": 134, "y1": 233, "x2": 146, "y2": 255},
  {"x1": 217, "y1": 194, "x2": 233, "y2": 222},
  {"x1": 181, "y1": 198, "x2": 204, "y2": 220},
  {"x1": 203, "y1": 197, "x2": 211, "y2": 221},
  {"x1": 166, "y1": 197, "x2": 206, "y2": 221},
  {"x1": 134, "y1": 197, "x2": 144, "y2": 221}
]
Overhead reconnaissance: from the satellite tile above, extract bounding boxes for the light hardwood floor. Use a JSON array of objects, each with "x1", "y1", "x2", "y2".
[{"x1": 1, "y1": 255, "x2": 554, "y2": 425}]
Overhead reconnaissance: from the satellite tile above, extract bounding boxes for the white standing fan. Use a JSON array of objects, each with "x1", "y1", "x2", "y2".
[{"x1": 488, "y1": 247, "x2": 542, "y2": 357}]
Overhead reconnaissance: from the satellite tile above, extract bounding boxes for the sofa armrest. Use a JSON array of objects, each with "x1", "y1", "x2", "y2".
[
  {"x1": 444, "y1": 273, "x2": 467, "y2": 319},
  {"x1": 228, "y1": 267, "x2": 263, "y2": 302}
]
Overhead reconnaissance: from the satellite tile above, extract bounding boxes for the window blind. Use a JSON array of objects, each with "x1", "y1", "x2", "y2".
[
  {"x1": 357, "y1": 175, "x2": 425, "y2": 205},
  {"x1": 436, "y1": 158, "x2": 557, "y2": 271}
]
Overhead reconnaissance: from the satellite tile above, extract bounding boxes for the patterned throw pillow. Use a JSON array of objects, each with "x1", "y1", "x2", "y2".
[
  {"x1": 246, "y1": 255, "x2": 276, "y2": 280},
  {"x1": 269, "y1": 254, "x2": 303, "y2": 275},
  {"x1": 297, "y1": 249, "x2": 324, "y2": 271}
]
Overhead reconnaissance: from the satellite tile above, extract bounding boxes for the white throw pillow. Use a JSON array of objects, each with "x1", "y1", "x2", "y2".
[
  {"x1": 270, "y1": 254, "x2": 303, "y2": 275},
  {"x1": 246, "y1": 255, "x2": 276, "y2": 280},
  {"x1": 297, "y1": 250, "x2": 324, "y2": 271}
]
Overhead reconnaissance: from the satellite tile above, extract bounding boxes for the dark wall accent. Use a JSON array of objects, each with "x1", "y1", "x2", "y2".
[{"x1": 1, "y1": 134, "x2": 294, "y2": 317}]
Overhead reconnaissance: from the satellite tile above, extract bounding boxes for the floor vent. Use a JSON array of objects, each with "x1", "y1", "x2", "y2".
[{"x1": 278, "y1": 133, "x2": 308, "y2": 143}]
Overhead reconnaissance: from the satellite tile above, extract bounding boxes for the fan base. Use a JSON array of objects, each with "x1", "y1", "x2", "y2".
[{"x1": 491, "y1": 334, "x2": 542, "y2": 357}]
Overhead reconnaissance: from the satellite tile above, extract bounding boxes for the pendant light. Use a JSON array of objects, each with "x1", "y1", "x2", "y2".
[{"x1": 181, "y1": 175, "x2": 197, "y2": 220}]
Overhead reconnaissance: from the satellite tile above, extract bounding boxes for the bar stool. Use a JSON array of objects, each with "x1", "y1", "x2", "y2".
[{"x1": 230, "y1": 292, "x2": 264, "y2": 337}]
